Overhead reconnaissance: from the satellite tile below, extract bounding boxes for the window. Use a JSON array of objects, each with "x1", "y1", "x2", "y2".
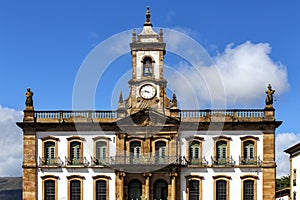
[
  {"x1": 96, "y1": 141, "x2": 107, "y2": 162},
  {"x1": 93, "y1": 137, "x2": 111, "y2": 166},
  {"x1": 216, "y1": 180, "x2": 227, "y2": 200},
  {"x1": 44, "y1": 141, "x2": 55, "y2": 165},
  {"x1": 189, "y1": 180, "x2": 200, "y2": 200},
  {"x1": 240, "y1": 175, "x2": 257, "y2": 200},
  {"x1": 155, "y1": 141, "x2": 166, "y2": 164},
  {"x1": 67, "y1": 175, "x2": 84, "y2": 200},
  {"x1": 70, "y1": 141, "x2": 81, "y2": 165},
  {"x1": 143, "y1": 57, "x2": 153, "y2": 77},
  {"x1": 294, "y1": 192, "x2": 296, "y2": 200},
  {"x1": 243, "y1": 180, "x2": 254, "y2": 200},
  {"x1": 244, "y1": 141, "x2": 254, "y2": 160},
  {"x1": 213, "y1": 136, "x2": 232, "y2": 166},
  {"x1": 44, "y1": 180, "x2": 55, "y2": 200},
  {"x1": 70, "y1": 180, "x2": 81, "y2": 200},
  {"x1": 67, "y1": 137, "x2": 85, "y2": 166},
  {"x1": 42, "y1": 175, "x2": 58, "y2": 200},
  {"x1": 96, "y1": 180, "x2": 106, "y2": 200},
  {"x1": 93, "y1": 175, "x2": 110, "y2": 200},
  {"x1": 130, "y1": 141, "x2": 141, "y2": 163},
  {"x1": 293, "y1": 169, "x2": 297, "y2": 186},
  {"x1": 216, "y1": 141, "x2": 227, "y2": 164},
  {"x1": 185, "y1": 175, "x2": 203, "y2": 200},
  {"x1": 240, "y1": 136, "x2": 258, "y2": 165},
  {"x1": 41, "y1": 136, "x2": 59, "y2": 166},
  {"x1": 213, "y1": 175, "x2": 230, "y2": 200},
  {"x1": 189, "y1": 141, "x2": 201, "y2": 161}
]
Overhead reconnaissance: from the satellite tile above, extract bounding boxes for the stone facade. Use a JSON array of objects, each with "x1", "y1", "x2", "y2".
[{"x1": 17, "y1": 7, "x2": 282, "y2": 200}]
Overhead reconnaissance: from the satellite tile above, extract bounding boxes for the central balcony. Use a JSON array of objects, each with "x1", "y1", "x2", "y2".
[{"x1": 106, "y1": 156, "x2": 187, "y2": 167}]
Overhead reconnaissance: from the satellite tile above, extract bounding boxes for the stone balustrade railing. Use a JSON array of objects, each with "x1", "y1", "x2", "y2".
[
  {"x1": 32, "y1": 109, "x2": 268, "y2": 122},
  {"x1": 179, "y1": 109, "x2": 265, "y2": 119}
]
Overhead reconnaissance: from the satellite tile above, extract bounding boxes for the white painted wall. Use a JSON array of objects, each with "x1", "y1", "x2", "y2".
[
  {"x1": 180, "y1": 168, "x2": 263, "y2": 200},
  {"x1": 37, "y1": 170, "x2": 115, "y2": 200},
  {"x1": 291, "y1": 154, "x2": 300, "y2": 199}
]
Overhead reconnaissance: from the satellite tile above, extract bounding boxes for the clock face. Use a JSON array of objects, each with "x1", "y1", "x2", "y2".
[{"x1": 140, "y1": 84, "x2": 156, "y2": 99}]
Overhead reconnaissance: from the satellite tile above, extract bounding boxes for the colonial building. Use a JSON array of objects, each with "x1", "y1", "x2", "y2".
[
  {"x1": 285, "y1": 142, "x2": 300, "y2": 200},
  {"x1": 18, "y1": 8, "x2": 282, "y2": 200}
]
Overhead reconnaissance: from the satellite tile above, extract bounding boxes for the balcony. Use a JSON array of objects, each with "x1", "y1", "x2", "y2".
[
  {"x1": 211, "y1": 156, "x2": 235, "y2": 167},
  {"x1": 91, "y1": 157, "x2": 109, "y2": 166},
  {"x1": 239, "y1": 156, "x2": 262, "y2": 166},
  {"x1": 39, "y1": 157, "x2": 63, "y2": 167},
  {"x1": 109, "y1": 156, "x2": 187, "y2": 166},
  {"x1": 188, "y1": 157, "x2": 208, "y2": 167},
  {"x1": 65, "y1": 157, "x2": 89, "y2": 167}
]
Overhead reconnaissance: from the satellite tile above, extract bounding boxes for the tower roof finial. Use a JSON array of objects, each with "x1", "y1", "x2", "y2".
[{"x1": 144, "y1": 6, "x2": 152, "y2": 26}]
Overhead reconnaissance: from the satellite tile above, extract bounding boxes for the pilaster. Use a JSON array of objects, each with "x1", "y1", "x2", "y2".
[
  {"x1": 262, "y1": 131, "x2": 276, "y2": 200},
  {"x1": 22, "y1": 129, "x2": 37, "y2": 200},
  {"x1": 115, "y1": 171, "x2": 126, "y2": 200}
]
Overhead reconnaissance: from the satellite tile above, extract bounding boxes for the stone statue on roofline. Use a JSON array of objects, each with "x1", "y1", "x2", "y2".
[
  {"x1": 265, "y1": 84, "x2": 275, "y2": 109},
  {"x1": 25, "y1": 88, "x2": 34, "y2": 109}
]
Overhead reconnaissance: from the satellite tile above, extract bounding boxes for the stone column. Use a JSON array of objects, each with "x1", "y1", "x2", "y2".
[
  {"x1": 143, "y1": 172, "x2": 152, "y2": 200},
  {"x1": 169, "y1": 171, "x2": 178, "y2": 200}
]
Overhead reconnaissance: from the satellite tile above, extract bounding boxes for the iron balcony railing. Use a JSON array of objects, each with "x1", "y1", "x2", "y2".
[
  {"x1": 108, "y1": 156, "x2": 187, "y2": 166},
  {"x1": 239, "y1": 156, "x2": 262, "y2": 166},
  {"x1": 188, "y1": 157, "x2": 208, "y2": 167},
  {"x1": 39, "y1": 157, "x2": 63, "y2": 167},
  {"x1": 91, "y1": 157, "x2": 109, "y2": 166},
  {"x1": 65, "y1": 157, "x2": 90, "y2": 167},
  {"x1": 211, "y1": 156, "x2": 235, "y2": 167}
]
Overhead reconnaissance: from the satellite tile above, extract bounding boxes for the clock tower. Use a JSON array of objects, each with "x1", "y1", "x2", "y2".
[{"x1": 125, "y1": 7, "x2": 170, "y2": 114}]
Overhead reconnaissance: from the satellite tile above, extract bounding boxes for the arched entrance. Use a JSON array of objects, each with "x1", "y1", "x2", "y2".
[
  {"x1": 128, "y1": 179, "x2": 142, "y2": 200},
  {"x1": 154, "y1": 179, "x2": 168, "y2": 200}
]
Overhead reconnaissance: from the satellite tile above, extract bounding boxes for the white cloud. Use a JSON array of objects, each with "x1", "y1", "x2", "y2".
[
  {"x1": 276, "y1": 132, "x2": 300, "y2": 178},
  {"x1": 166, "y1": 41, "x2": 289, "y2": 108},
  {"x1": 0, "y1": 105, "x2": 23, "y2": 177}
]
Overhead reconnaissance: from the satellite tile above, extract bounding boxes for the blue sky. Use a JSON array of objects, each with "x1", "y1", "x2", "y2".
[{"x1": 0, "y1": 1, "x2": 299, "y2": 176}]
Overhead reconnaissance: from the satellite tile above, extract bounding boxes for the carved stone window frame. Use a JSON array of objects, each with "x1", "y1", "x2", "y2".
[
  {"x1": 240, "y1": 175, "x2": 258, "y2": 200},
  {"x1": 240, "y1": 136, "x2": 259, "y2": 162},
  {"x1": 186, "y1": 136, "x2": 204, "y2": 160},
  {"x1": 41, "y1": 136, "x2": 59, "y2": 164},
  {"x1": 67, "y1": 136, "x2": 84, "y2": 162},
  {"x1": 213, "y1": 136, "x2": 232, "y2": 159},
  {"x1": 93, "y1": 175, "x2": 111, "y2": 200},
  {"x1": 185, "y1": 175, "x2": 203, "y2": 200},
  {"x1": 41, "y1": 175, "x2": 59, "y2": 200},
  {"x1": 213, "y1": 175, "x2": 231, "y2": 200},
  {"x1": 67, "y1": 175, "x2": 85, "y2": 200},
  {"x1": 93, "y1": 137, "x2": 111, "y2": 162}
]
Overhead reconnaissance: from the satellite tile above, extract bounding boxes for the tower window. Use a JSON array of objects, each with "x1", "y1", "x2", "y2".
[{"x1": 143, "y1": 57, "x2": 153, "y2": 77}]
